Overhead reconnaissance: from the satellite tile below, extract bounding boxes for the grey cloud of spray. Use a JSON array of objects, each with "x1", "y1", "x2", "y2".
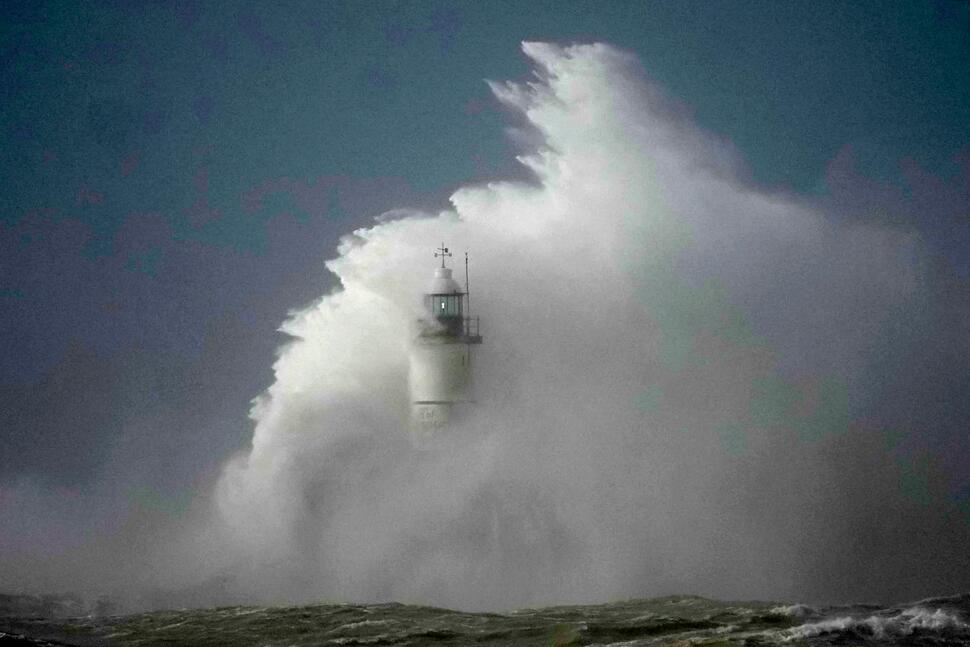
[{"x1": 208, "y1": 42, "x2": 969, "y2": 609}]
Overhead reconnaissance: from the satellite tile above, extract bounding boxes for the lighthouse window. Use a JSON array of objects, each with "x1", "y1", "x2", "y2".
[{"x1": 432, "y1": 295, "x2": 461, "y2": 316}]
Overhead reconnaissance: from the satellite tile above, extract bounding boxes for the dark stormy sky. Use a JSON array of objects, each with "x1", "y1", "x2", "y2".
[{"x1": 1, "y1": 0, "x2": 969, "y2": 602}]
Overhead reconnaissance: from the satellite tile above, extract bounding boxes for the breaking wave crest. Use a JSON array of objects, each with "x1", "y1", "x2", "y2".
[
  {"x1": 781, "y1": 605, "x2": 970, "y2": 642},
  {"x1": 768, "y1": 603, "x2": 820, "y2": 619}
]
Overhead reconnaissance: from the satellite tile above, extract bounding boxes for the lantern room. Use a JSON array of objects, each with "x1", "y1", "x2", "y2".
[{"x1": 417, "y1": 244, "x2": 481, "y2": 343}]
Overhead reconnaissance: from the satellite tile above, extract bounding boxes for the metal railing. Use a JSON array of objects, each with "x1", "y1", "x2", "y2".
[{"x1": 463, "y1": 316, "x2": 480, "y2": 337}]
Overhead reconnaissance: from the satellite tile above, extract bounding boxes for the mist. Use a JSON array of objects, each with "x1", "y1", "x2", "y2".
[
  {"x1": 4, "y1": 40, "x2": 968, "y2": 612},
  {"x1": 200, "y1": 42, "x2": 970, "y2": 609}
]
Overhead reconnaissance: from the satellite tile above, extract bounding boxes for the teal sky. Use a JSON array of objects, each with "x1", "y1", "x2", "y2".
[{"x1": 5, "y1": 1, "x2": 968, "y2": 249}]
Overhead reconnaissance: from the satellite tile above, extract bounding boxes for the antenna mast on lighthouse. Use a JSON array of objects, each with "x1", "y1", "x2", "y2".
[{"x1": 465, "y1": 251, "x2": 471, "y2": 316}]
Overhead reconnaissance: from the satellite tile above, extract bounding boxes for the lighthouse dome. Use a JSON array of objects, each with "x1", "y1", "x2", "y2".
[{"x1": 428, "y1": 267, "x2": 462, "y2": 294}]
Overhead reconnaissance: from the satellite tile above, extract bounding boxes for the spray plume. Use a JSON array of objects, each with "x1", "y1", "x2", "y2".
[{"x1": 204, "y1": 42, "x2": 967, "y2": 610}]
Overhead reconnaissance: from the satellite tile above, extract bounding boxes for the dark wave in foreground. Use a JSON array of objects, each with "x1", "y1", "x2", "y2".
[{"x1": 2, "y1": 593, "x2": 969, "y2": 646}]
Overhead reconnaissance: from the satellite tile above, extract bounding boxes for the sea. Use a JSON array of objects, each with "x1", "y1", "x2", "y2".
[{"x1": 2, "y1": 593, "x2": 968, "y2": 646}]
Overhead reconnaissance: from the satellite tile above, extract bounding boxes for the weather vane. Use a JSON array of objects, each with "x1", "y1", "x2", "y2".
[{"x1": 434, "y1": 242, "x2": 452, "y2": 268}]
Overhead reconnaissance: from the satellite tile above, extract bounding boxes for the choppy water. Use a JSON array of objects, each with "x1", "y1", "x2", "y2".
[{"x1": 2, "y1": 593, "x2": 969, "y2": 646}]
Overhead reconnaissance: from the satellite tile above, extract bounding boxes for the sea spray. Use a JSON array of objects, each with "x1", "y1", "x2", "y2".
[{"x1": 204, "y1": 41, "x2": 964, "y2": 610}]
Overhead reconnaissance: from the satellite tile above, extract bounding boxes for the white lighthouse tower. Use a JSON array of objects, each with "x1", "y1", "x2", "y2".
[{"x1": 408, "y1": 244, "x2": 483, "y2": 446}]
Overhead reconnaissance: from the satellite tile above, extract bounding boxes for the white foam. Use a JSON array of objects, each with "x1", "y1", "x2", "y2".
[
  {"x1": 334, "y1": 619, "x2": 392, "y2": 631},
  {"x1": 782, "y1": 606, "x2": 969, "y2": 641},
  {"x1": 768, "y1": 603, "x2": 817, "y2": 618}
]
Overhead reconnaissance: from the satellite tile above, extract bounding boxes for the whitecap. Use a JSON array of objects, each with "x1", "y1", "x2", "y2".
[
  {"x1": 782, "y1": 606, "x2": 969, "y2": 641},
  {"x1": 768, "y1": 603, "x2": 817, "y2": 618}
]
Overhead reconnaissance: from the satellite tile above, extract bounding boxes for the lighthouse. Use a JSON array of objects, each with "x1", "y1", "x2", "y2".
[{"x1": 408, "y1": 244, "x2": 483, "y2": 446}]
